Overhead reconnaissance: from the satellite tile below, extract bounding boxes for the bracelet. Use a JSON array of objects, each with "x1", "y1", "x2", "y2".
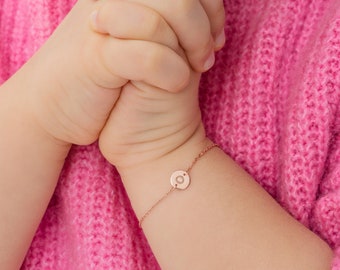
[{"x1": 139, "y1": 143, "x2": 218, "y2": 227}]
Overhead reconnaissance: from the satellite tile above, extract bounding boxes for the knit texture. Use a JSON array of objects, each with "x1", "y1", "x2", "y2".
[{"x1": 0, "y1": 0, "x2": 339, "y2": 269}]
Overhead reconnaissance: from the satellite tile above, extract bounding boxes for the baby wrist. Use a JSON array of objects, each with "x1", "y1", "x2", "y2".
[
  {"x1": 1, "y1": 70, "x2": 72, "y2": 153},
  {"x1": 115, "y1": 122, "x2": 207, "y2": 176}
]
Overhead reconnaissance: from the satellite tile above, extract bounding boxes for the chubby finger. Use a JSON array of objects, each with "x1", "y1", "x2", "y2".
[
  {"x1": 91, "y1": 1, "x2": 179, "y2": 51},
  {"x1": 200, "y1": 0, "x2": 226, "y2": 50},
  {"x1": 99, "y1": 38, "x2": 190, "y2": 92},
  {"x1": 131, "y1": 0, "x2": 215, "y2": 72}
]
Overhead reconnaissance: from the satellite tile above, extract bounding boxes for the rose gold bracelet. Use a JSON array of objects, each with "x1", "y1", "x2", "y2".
[{"x1": 139, "y1": 143, "x2": 218, "y2": 227}]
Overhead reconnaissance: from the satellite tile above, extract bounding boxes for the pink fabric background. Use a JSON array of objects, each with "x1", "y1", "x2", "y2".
[{"x1": 0, "y1": 0, "x2": 339, "y2": 269}]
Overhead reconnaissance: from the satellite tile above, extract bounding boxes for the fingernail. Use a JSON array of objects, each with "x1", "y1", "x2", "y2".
[
  {"x1": 204, "y1": 52, "x2": 215, "y2": 71},
  {"x1": 215, "y1": 30, "x2": 226, "y2": 49}
]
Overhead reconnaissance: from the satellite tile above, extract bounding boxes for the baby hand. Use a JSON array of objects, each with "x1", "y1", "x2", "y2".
[
  {"x1": 17, "y1": 0, "x2": 189, "y2": 146},
  {"x1": 97, "y1": 0, "x2": 226, "y2": 169},
  {"x1": 127, "y1": 0, "x2": 226, "y2": 72}
]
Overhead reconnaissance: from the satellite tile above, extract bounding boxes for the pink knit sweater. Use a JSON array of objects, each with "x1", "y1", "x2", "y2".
[{"x1": 0, "y1": 0, "x2": 339, "y2": 269}]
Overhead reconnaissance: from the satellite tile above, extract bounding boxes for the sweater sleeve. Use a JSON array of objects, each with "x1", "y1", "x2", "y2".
[
  {"x1": 311, "y1": 129, "x2": 340, "y2": 270},
  {"x1": 333, "y1": 247, "x2": 340, "y2": 269}
]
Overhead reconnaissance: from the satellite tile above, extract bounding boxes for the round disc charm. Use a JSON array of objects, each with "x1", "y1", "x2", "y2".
[{"x1": 170, "y1": 170, "x2": 190, "y2": 190}]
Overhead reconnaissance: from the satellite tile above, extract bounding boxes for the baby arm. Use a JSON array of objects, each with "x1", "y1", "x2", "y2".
[{"x1": 96, "y1": 3, "x2": 334, "y2": 270}]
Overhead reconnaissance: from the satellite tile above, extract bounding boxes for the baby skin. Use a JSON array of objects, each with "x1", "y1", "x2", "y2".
[
  {"x1": 0, "y1": 0, "x2": 225, "y2": 268},
  {"x1": 0, "y1": 0, "x2": 333, "y2": 269}
]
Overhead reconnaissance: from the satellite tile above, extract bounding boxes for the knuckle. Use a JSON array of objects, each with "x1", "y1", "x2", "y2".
[
  {"x1": 96, "y1": 1, "x2": 123, "y2": 30},
  {"x1": 97, "y1": 2, "x2": 110, "y2": 23},
  {"x1": 142, "y1": 46, "x2": 164, "y2": 73},
  {"x1": 172, "y1": 0, "x2": 195, "y2": 14},
  {"x1": 145, "y1": 11, "x2": 164, "y2": 37}
]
